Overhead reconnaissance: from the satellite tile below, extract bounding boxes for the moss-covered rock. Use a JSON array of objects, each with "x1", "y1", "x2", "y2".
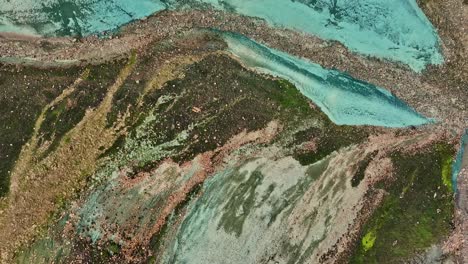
[{"x1": 350, "y1": 143, "x2": 456, "y2": 263}]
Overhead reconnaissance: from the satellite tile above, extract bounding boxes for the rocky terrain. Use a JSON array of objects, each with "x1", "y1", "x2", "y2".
[{"x1": 0, "y1": 1, "x2": 466, "y2": 263}]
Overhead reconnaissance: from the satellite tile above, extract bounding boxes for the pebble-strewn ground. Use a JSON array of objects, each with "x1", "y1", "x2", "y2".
[{"x1": 0, "y1": 1, "x2": 467, "y2": 263}]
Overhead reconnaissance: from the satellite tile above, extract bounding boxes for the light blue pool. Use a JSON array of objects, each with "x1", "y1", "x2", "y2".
[
  {"x1": 191, "y1": 0, "x2": 444, "y2": 71},
  {"x1": 0, "y1": 0, "x2": 166, "y2": 36},
  {"x1": 220, "y1": 31, "x2": 432, "y2": 127},
  {"x1": 0, "y1": 0, "x2": 443, "y2": 71}
]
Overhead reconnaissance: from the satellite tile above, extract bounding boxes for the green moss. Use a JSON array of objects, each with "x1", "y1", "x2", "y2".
[
  {"x1": 437, "y1": 143, "x2": 454, "y2": 191},
  {"x1": 274, "y1": 79, "x2": 314, "y2": 115},
  {"x1": 362, "y1": 230, "x2": 377, "y2": 251},
  {"x1": 441, "y1": 157, "x2": 453, "y2": 190},
  {"x1": 350, "y1": 143, "x2": 455, "y2": 263},
  {"x1": 129, "y1": 49, "x2": 138, "y2": 65}
]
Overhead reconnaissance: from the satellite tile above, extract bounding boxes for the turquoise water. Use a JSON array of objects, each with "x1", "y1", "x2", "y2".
[
  {"x1": 0, "y1": 0, "x2": 166, "y2": 36},
  {"x1": 220, "y1": 31, "x2": 431, "y2": 127},
  {"x1": 452, "y1": 130, "x2": 468, "y2": 192},
  {"x1": 1, "y1": 0, "x2": 443, "y2": 71},
  {"x1": 194, "y1": 0, "x2": 443, "y2": 71}
]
